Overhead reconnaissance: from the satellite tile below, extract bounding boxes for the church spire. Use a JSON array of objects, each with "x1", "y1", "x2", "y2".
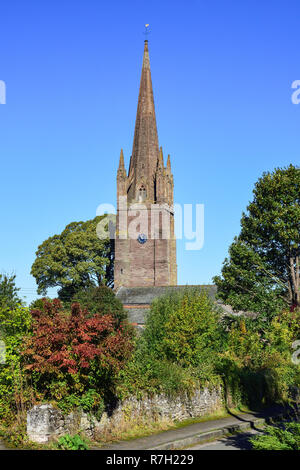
[
  {"x1": 114, "y1": 36, "x2": 177, "y2": 289},
  {"x1": 127, "y1": 40, "x2": 160, "y2": 202}
]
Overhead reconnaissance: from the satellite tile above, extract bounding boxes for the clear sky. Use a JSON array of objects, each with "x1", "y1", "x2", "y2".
[{"x1": 0, "y1": 0, "x2": 299, "y2": 304}]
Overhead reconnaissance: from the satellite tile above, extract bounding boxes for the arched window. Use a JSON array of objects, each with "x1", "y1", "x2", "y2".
[{"x1": 138, "y1": 185, "x2": 147, "y2": 202}]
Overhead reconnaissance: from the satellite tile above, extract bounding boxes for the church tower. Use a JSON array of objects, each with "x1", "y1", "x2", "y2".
[{"x1": 114, "y1": 40, "x2": 177, "y2": 289}]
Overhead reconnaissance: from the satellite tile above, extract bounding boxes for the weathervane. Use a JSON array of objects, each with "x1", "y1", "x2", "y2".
[{"x1": 143, "y1": 24, "x2": 150, "y2": 40}]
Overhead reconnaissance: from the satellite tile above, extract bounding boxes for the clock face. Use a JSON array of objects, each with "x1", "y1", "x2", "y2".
[{"x1": 137, "y1": 233, "x2": 147, "y2": 244}]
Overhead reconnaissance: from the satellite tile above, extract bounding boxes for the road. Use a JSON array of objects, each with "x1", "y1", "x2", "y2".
[{"x1": 189, "y1": 429, "x2": 262, "y2": 450}]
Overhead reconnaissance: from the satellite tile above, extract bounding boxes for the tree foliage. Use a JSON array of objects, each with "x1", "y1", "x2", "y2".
[
  {"x1": 31, "y1": 216, "x2": 114, "y2": 301},
  {"x1": 0, "y1": 273, "x2": 22, "y2": 310},
  {"x1": 23, "y1": 299, "x2": 134, "y2": 404},
  {"x1": 146, "y1": 289, "x2": 223, "y2": 369},
  {"x1": 0, "y1": 275, "x2": 32, "y2": 423},
  {"x1": 72, "y1": 286, "x2": 126, "y2": 324},
  {"x1": 214, "y1": 165, "x2": 300, "y2": 316},
  {"x1": 118, "y1": 288, "x2": 300, "y2": 406},
  {"x1": 117, "y1": 289, "x2": 224, "y2": 398}
]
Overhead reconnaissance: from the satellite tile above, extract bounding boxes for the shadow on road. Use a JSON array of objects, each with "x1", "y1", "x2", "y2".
[{"x1": 217, "y1": 430, "x2": 263, "y2": 450}]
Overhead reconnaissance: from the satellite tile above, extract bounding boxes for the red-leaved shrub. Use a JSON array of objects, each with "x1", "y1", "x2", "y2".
[{"x1": 23, "y1": 299, "x2": 134, "y2": 400}]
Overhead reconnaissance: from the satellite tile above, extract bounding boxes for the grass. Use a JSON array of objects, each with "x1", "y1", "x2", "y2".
[
  {"x1": 173, "y1": 405, "x2": 253, "y2": 428},
  {"x1": 1, "y1": 406, "x2": 250, "y2": 449},
  {"x1": 1, "y1": 404, "x2": 292, "y2": 450}
]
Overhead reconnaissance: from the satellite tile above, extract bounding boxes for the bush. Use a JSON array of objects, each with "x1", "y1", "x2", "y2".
[
  {"x1": 23, "y1": 299, "x2": 135, "y2": 406},
  {"x1": 250, "y1": 422, "x2": 300, "y2": 450},
  {"x1": 56, "y1": 434, "x2": 89, "y2": 450},
  {"x1": 144, "y1": 289, "x2": 224, "y2": 371},
  {"x1": 0, "y1": 302, "x2": 32, "y2": 423},
  {"x1": 29, "y1": 297, "x2": 52, "y2": 312},
  {"x1": 217, "y1": 312, "x2": 300, "y2": 408},
  {"x1": 117, "y1": 353, "x2": 196, "y2": 399},
  {"x1": 119, "y1": 289, "x2": 300, "y2": 409},
  {"x1": 72, "y1": 286, "x2": 126, "y2": 324},
  {"x1": 57, "y1": 390, "x2": 105, "y2": 418},
  {"x1": 117, "y1": 289, "x2": 224, "y2": 398},
  {"x1": 0, "y1": 273, "x2": 32, "y2": 425}
]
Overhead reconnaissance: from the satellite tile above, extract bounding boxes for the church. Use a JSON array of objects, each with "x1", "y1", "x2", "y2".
[
  {"x1": 115, "y1": 39, "x2": 177, "y2": 290},
  {"x1": 114, "y1": 40, "x2": 217, "y2": 326}
]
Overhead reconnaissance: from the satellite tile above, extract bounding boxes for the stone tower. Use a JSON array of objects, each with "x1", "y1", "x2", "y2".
[{"x1": 114, "y1": 40, "x2": 177, "y2": 289}]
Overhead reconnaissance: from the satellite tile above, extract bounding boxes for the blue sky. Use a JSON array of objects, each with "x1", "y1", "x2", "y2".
[{"x1": 0, "y1": 0, "x2": 299, "y2": 303}]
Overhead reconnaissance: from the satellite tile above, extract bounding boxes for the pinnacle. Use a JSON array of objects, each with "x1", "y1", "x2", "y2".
[
  {"x1": 158, "y1": 146, "x2": 164, "y2": 169},
  {"x1": 118, "y1": 149, "x2": 126, "y2": 175},
  {"x1": 166, "y1": 154, "x2": 171, "y2": 172}
]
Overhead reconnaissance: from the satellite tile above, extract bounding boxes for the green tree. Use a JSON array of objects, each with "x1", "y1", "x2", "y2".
[
  {"x1": 0, "y1": 274, "x2": 24, "y2": 334},
  {"x1": 142, "y1": 289, "x2": 223, "y2": 381},
  {"x1": 214, "y1": 165, "x2": 300, "y2": 316},
  {"x1": 117, "y1": 289, "x2": 224, "y2": 398},
  {"x1": 0, "y1": 278, "x2": 32, "y2": 423},
  {"x1": 72, "y1": 286, "x2": 126, "y2": 324},
  {"x1": 0, "y1": 273, "x2": 22, "y2": 310},
  {"x1": 31, "y1": 216, "x2": 114, "y2": 301}
]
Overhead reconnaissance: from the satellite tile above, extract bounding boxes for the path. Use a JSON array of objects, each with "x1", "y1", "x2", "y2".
[{"x1": 100, "y1": 405, "x2": 288, "y2": 450}]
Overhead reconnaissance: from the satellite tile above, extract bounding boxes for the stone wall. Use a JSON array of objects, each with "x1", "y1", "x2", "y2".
[
  {"x1": 27, "y1": 404, "x2": 100, "y2": 443},
  {"x1": 27, "y1": 386, "x2": 223, "y2": 443},
  {"x1": 107, "y1": 387, "x2": 223, "y2": 425}
]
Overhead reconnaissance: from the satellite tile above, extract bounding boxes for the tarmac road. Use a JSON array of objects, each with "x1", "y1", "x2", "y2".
[{"x1": 189, "y1": 428, "x2": 262, "y2": 450}]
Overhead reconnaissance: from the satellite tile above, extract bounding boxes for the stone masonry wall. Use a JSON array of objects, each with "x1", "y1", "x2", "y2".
[
  {"x1": 107, "y1": 387, "x2": 223, "y2": 426},
  {"x1": 27, "y1": 386, "x2": 223, "y2": 443}
]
